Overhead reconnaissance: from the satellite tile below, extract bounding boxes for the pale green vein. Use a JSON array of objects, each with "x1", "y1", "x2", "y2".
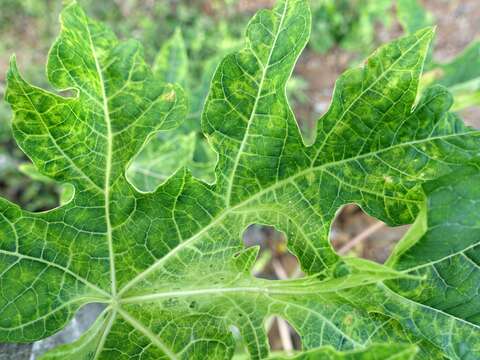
[
  {"x1": 0, "y1": 249, "x2": 110, "y2": 298},
  {"x1": 93, "y1": 309, "x2": 117, "y2": 360},
  {"x1": 84, "y1": 15, "x2": 117, "y2": 297},
  {"x1": 118, "y1": 308, "x2": 179, "y2": 360},
  {"x1": 225, "y1": 0, "x2": 289, "y2": 207}
]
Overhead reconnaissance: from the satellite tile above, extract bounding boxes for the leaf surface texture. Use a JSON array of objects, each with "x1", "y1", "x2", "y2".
[{"x1": 1, "y1": 0, "x2": 480, "y2": 359}]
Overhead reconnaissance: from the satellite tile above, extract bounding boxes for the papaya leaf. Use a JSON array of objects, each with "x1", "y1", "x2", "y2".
[
  {"x1": 386, "y1": 168, "x2": 480, "y2": 351},
  {"x1": 269, "y1": 343, "x2": 418, "y2": 359},
  {"x1": 1, "y1": 0, "x2": 480, "y2": 359}
]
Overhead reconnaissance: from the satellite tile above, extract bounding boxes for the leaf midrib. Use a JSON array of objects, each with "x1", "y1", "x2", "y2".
[
  {"x1": 117, "y1": 272, "x2": 407, "y2": 305},
  {"x1": 118, "y1": 308, "x2": 178, "y2": 359},
  {"x1": 84, "y1": 16, "x2": 117, "y2": 298},
  {"x1": 225, "y1": 0, "x2": 289, "y2": 207}
]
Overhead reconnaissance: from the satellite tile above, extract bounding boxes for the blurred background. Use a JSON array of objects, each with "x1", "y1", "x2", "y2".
[{"x1": 0, "y1": 0, "x2": 479, "y2": 358}]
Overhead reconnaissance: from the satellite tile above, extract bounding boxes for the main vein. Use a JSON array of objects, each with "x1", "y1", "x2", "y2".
[
  {"x1": 225, "y1": 1, "x2": 289, "y2": 207},
  {"x1": 85, "y1": 20, "x2": 117, "y2": 297},
  {"x1": 119, "y1": 308, "x2": 178, "y2": 359}
]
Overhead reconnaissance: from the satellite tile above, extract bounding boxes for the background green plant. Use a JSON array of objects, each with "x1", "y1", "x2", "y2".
[{"x1": 310, "y1": 0, "x2": 393, "y2": 54}]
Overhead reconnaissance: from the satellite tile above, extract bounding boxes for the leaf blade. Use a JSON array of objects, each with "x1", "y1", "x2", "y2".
[{"x1": 2, "y1": 0, "x2": 480, "y2": 358}]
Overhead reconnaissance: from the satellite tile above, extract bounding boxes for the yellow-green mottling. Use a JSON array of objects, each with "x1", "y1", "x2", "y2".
[{"x1": 1, "y1": 0, "x2": 480, "y2": 359}]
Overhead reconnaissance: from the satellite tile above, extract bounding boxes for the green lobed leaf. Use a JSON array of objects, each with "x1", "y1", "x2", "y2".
[
  {"x1": 1, "y1": 0, "x2": 480, "y2": 359},
  {"x1": 269, "y1": 343, "x2": 418, "y2": 359},
  {"x1": 386, "y1": 168, "x2": 480, "y2": 356}
]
